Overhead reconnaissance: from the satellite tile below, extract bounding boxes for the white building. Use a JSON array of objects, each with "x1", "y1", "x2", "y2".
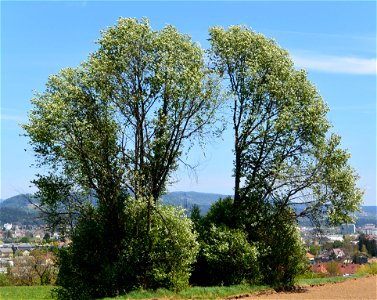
[
  {"x1": 3, "y1": 223, "x2": 12, "y2": 231},
  {"x1": 362, "y1": 224, "x2": 377, "y2": 236}
]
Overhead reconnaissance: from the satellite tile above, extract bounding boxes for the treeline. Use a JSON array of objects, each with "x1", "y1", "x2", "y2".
[
  {"x1": 22, "y1": 18, "x2": 362, "y2": 299},
  {"x1": 359, "y1": 233, "x2": 377, "y2": 257}
]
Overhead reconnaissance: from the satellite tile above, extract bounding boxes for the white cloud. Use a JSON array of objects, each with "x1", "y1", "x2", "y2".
[{"x1": 291, "y1": 53, "x2": 377, "y2": 75}]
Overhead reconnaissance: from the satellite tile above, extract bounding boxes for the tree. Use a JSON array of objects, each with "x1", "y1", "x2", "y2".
[
  {"x1": 23, "y1": 16, "x2": 220, "y2": 227},
  {"x1": 342, "y1": 235, "x2": 357, "y2": 262},
  {"x1": 309, "y1": 244, "x2": 321, "y2": 256},
  {"x1": 9, "y1": 249, "x2": 56, "y2": 286},
  {"x1": 358, "y1": 234, "x2": 377, "y2": 257},
  {"x1": 208, "y1": 25, "x2": 362, "y2": 289},
  {"x1": 209, "y1": 25, "x2": 362, "y2": 226},
  {"x1": 23, "y1": 18, "x2": 220, "y2": 298}
]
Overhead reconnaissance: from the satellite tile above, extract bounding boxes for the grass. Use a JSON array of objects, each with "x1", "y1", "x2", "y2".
[
  {"x1": 0, "y1": 285, "x2": 53, "y2": 300},
  {"x1": 296, "y1": 273, "x2": 364, "y2": 286},
  {"x1": 0, "y1": 274, "x2": 371, "y2": 300},
  {"x1": 112, "y1": 284, "x2": 270, "y2": 300}
]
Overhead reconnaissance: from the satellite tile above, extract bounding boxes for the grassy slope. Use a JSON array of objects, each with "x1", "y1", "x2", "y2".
[{"x1": 0, "y1": 285, "x2": 53, "y2": 300}]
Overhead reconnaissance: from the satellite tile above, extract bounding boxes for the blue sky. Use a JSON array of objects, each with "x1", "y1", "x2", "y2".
[{"x1": 1, "y1": 1, "x2": 376, "y2": 205}]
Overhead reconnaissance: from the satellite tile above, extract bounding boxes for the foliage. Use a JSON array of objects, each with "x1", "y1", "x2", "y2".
[
  {"x1": 8, "y1": 249, "x2": 57, "y2": 286},
  {"x1": 358, "y1": 233, "x2": 377, "y2": 257},
  {"x1": 23, "y1": 17, "x2": 221, "y2": 222},
  {"x1": 22, "y1": 17, "x2": 364, "y2": 294},
  {"x1": 53, "y1": 206, "x2": 123, "y2": 299},
  {"x1": 0, "y1": 273, "x2": 11, "y2": 287},
  {"x1": 192, "y1": 224, "x2": 260, "y2": 286},
  {"x1": 189, "y1": 204, "x2": 202, "y2": 233},
  {"x1": 23, "y1": 17, "x2": 220, "y2": 297},
  {"x1": 255, "y1": 209, "x2": 307, "y2": 290},
  {"x1": 357, "y1": 262, "x2": 377, "y2": 275},
  {"x1": 208, "y1": 24, "x2": 362, "y2": 290},
  {"x1": 54, "y1": 199, "x2": 198, "y2": 299},
  {"x1": 120, "y1": 199, "x2": 199, "y2": 292},
  {"x1": 191, "y1": 200, "x2": 260, "y2": 286},
  {"x1": 209, "y1": 25, "x2": 362, "y2": 226},
  {"x1": 325, "y1": 261, "x2": 342, "y2": 276},
  {"x1": 202, "y1": 197, "x2": 239, "y2": 229},
  {"x1": 309, "y1": 244, "x2": 321, "y2": 256}
]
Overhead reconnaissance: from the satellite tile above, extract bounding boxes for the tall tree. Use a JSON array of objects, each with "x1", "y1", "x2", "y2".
[
  {"x1": 23, "y1": 18, "x2": 220, "y2": 298},
  {"x1": 209, "y1": 25, "x2": 362, "y2": 226},
  {"x1": 209, "y1": 25, "x2": 362, "y2": 289},
  {"x1": 23, "y1": 17, "x2": 221, "y2": 233}
]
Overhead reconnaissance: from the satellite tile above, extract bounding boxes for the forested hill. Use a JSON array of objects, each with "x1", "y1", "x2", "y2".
[
  {"x1": 0, "y1": 192, "x2": 375, "y2": 226},
  {"x1": 161, "y1": 191, "x2": 227, "y2": 214},
  {"x1": 0, "y1": 194, "x2": 42, "y2": 225}
]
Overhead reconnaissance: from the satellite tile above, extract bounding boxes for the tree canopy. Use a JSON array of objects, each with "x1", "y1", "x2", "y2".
[
  {"x1": 23, "y1": 18, "x2": 221, "y2": 298},
  {"x1": 209, "y1": 25, "x2": 362, "y2": 226}
]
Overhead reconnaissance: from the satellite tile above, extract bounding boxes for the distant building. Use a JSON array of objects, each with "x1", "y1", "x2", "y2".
[
  {"x1": 3, "y1": 223, "x2": 12, "y2": 231},
  {"x1": 325, "y1": 234, "x2": 343, "y2": 242},
  {"x1": 332, "y1": 248, "x2": 345, "y2": 259},
  {"x1": 306, "y1": 252, "x2": 315, "y2": 263},
  {"x1": 362, "y1": 224, "x2": 377, "y2": 236}
]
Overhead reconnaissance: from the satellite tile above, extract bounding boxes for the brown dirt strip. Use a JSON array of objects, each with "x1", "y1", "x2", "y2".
[{"x1": 227, "y1": 275, "x2": 377, "y2": 300}]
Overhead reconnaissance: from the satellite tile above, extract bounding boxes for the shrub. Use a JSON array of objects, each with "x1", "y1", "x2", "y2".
[
  {"x1": 53, "y1": 207, "x2": 114, "y2": 300},
  {"x1": 53, "y1": 197, "x2": 199, "y2": 299},
  {"x1": 191, "y1": 225, "x2": 260, "y2": 286},
  {"x1": 0, "y1": 273, "x2": 11, "y2": 286},
  {"x1": 254, "y1": 211, "x2": 307, "y2": 291},
  {"x1": 357, "y1": 261, "x2": 377, "y2": 275},
  {"x1": 120, "y1": 199, "x2": 199, "y2": 292},
  {"x1": 324, "y1": 261, "x2": 342, "y2": 276}
]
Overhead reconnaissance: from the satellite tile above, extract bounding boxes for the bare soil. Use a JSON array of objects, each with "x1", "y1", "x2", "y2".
[{"x1": 233, "y1": 275, "x2": 377, "y2": 300}]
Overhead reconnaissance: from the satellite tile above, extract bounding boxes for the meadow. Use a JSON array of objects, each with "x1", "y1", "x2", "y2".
[{"x1": 0, "y1": 275, "x2": 367, "y2": 300}]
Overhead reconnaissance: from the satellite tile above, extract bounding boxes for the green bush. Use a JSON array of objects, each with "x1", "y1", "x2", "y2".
[
  {"x1": 203, "y1": 197, "x2": 238, "y2": 229},
  {"x1": 0, "y1": 273, "x2": 11, "y2": 286},
  {"x1": 52, "y1": 197, "x2": 199, "y2": 299},
  {"x1": 53, "y1": 207, "x2": 117, "y2": 299},
  {"x1": 256, "y1": 213, "x2": 307, "y2": 291},
  {"x1": 191, "y1": 225, "x2": 260, "y2": 286},
  {"x1": 120, "y1": 199, "x2": 199, "y2": 292}
]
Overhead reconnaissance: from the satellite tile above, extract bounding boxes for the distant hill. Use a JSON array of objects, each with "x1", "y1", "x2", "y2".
[
  {"x1": 0, "y1": 194, "x2": 38, "y2": 209},
  {"x1": 0, "y1": 192, "x2": 375, "y2": 226},
  {"x1": 356, "y1": 206, "x2": 377, "y2": 226},
  {"x1": 0, "y1": 194, "x2": 43, "y2": 225},
  {"x1": 161, "y1": 191, "x2": 228, "y2": 214}
]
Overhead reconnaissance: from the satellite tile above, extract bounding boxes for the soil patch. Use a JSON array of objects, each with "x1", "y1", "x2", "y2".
[{"x1": 239, "y1": 275, "x2": 377, "y2": 300}]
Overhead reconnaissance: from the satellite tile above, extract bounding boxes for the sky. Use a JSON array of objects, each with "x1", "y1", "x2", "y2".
[{"x1": 1, "y1": 1, "x2": 376, "y2": 206}]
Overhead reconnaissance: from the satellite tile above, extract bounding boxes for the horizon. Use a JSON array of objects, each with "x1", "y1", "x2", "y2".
[
  {"x1": 1, "y1": 191, "x2": 376, "y2": 208},
  {"x1": 1, "y1": 1, "x2": 376, "y2": 206}
]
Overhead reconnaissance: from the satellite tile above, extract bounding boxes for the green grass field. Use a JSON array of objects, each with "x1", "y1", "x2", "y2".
[
  {"x1": 0, "y1": 285, "x2": 53, "y2": 300},
  {"x1": 0, "y1": 275, "x2": 365, "y2": 300}
]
